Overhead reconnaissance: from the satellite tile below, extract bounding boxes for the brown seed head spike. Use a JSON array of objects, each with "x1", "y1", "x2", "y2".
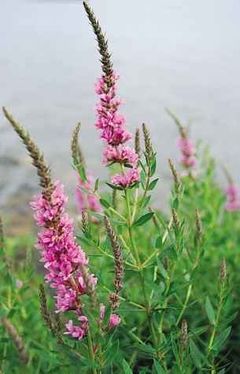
[
  {"x1": 71, "y1": 122, "x2": 85, "y2": 167},
  {"x1": 220, "y1": 258, "x2": 227, "y2": 282},
  {"x1": 1, "y1": 317, "x2": 29, "y2": 364},
  {"x1": 168, "y1": 158, "x2": 180, "y2": 193},
  {"x1": 166, "y1": 108, "x2": 187, "y2": 138},
  {"x1": 2, "y1": 107, "x2": 53, "y2": 199},
  {"x1": 172, "y1": 208, "x2": 180, "y2": 231},
  {"x1": 195, "y1": 209, "x2": 203, "y2": 244},
  {"x1": 39, "y1": 284, "x2": 54, "y2": 333},
  {"x1": 83, "y1": 1, "x2": 113, "y2": 79},
  {"x1": 135, "y1": 128, "x2": 141, "y2": 157},
  {"x1": 81, "y1": 210, "x2": 89, "y2": 234},
  {"x1": 180, "y1": 319, "x2": 188, "y2": 349},
  {"x1": 104, "y1": 216, "x2": 124, "y2": 309},
  {"x1": 142, "y1": 123, "x2": 154, "y2": 161}
]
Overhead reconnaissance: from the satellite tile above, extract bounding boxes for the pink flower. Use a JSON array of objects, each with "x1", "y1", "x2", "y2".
[
  {"x1": 31, "y1": 181, "x2": 96, "y2": 339},
  {"x1": 225, "y1": 184, "x2": 240, "y2": 212},
  {"x1": 99, "y1": 304, "x2": 106, "y2": 321},
  {"x1": 76, "y1": 175, "x2": 101, "y2": 213},
  {"x1": 111, "y1": 168, "x2": 140, "y2": 188},
  {"x1": 103, "y1": 145, "x2": 138, "y2": 166},
  {"x1": 94, "y1": 72, "x2": 140, "y2": 187},
  {"x1": 178, "y1": 137, "x2": 197, "y2": 169},
  {"x1": 109, "y1": 313, "x2": 121, "y2": 328},
  {"x1": 101, "y1": 126, "x2": 132, "y2": 146},
  {"x1": 65, "y1": 316, "x2": 88, "y2": 340}
]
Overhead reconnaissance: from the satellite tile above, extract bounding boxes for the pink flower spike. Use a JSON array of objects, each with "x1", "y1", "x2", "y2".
[
  {"x1": 225, "y1": 184, "x2": 240, "y2": 212},
  {"x1": 31, "y1": 181, "x2": 97, "y2": 340},
  {"x1": 65, "y1": 319, "x2": 88, "y2": 340},
  {"x1": 103, "y1": 145, "x2": 138, "y2": 167},
  {"x1": 111, "y1": 168, "x2": 140, "y2": 189},
  {"x1": 177, "y1": 137, "x2": 196, "y2": 169},
  {"x1": 109, "y1": 313, "x2": 121, "y2": 328},
  {"x1": 76, "y1": 175, "x2": 101, "y2": 214}
]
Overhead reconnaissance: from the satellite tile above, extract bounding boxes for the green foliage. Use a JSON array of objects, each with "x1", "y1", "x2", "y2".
[
  {"x1": 1, "y1": 136, "x2": 240, "y2": 373},
  {"x1": 1, "y1": 5, "x2": 240, "y2": 374}
]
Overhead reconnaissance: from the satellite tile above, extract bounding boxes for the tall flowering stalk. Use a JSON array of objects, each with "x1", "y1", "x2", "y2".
[
  {"x1": 83, "y1": 1, "x2": 139, "y2": 189},
  {"x1": 223, "y1": 168, "x2": 240, "y2": 212},
  {"x1": 2, "y1": 107, "x2": 96, "y2": 341},
  {"x1": 71, "y1": 123, "x2": 101, "y2": 214},
  {"x1": 167, "y1": 109, "x2": 197, "y2": 170},
  {"x1": 225, "y1": 184, "x2": 240, "y2": 212}
]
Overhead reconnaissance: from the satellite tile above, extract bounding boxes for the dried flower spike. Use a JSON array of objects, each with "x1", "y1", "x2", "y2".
[
  {"x1": 172, "y1": 208, "x2": 180, "y2": 231},
  {"x1": 168, "y1": 158, "x2": 180, "y2": 193},
  {"x1": 166, "y1": 108, "x2": 186, "y2": 138},
  {"x1": 71, "y1": 122, "x2": 85, "y2": 167},
  {"x1": 104, "y1": 216, "x2": 124, "y2": 310},
  {"x1": 142, "y1": 123, "x2": 154, "y2": 162},
  {"x1": 1, "y1": 317, "x2": 29, "y2": 364},
  {"x1": 83, "y1": 1, "x2": 113, "y2": 78},
  {"x1": 2, "y1": 107, "x2": 53, "y2": 199},
  {"x1": 39, "y1": 283, "x2": 54, "y2": 333},
  {"x1": 71, "y1": 123, "x2": 101, "y2": 214},
  {"x1": 195, "y1": 209, "x2": 203, "y2": 244},
  {"x1": 180, "y1": 319, "x2": 188, "y2": 349},
  {"x1": 81, "y1": 210, "x2": 89, "y2": 234},
  {"x1": 135, "y1": 128, "x2": 141, "y2": 157},
  {"x1": 219, "y1": 258, "x2": 227, "y2": 282}
]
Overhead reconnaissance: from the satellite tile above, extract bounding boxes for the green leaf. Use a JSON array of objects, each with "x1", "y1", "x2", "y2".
[
  {"x1": 94, "y1": 178, "x2": 99, "y2": 192},
  {"x1": 142, "y1": 195, "x2": 151, "y2": 208},
  {"x1": 157, "y1": 259, "x2": 168, "y2": 279},
  {"x1": 155, "y1": 236, "x2": 162, "y2": 249},
  {"x1": 150, "y1": 155, "x2": 157, "y2": 176},
  {"x1": 205, "y1": 297, "x2": 216, "y2": 325},
  {"x1": 153, "y1": 359, "x2": 166, "y2": 373},
  {"x1": 100, "y1": 198, "x2": 110, "y2": 209},
  {"x1": 148, "y1": 178, "x2": 159, "y2": 190},
  {"x1": 77, "y1": 163, "x2": 87, "y2": 182},
  {"x1": 133, "y1": 212, "x2": 154, "y2": 227},
  {"x1": 122, "y1": 359, "x2": 133, "y2": 373},
  {"x1": 172, "y1": 197, "x2": 179, "y2": 209},
  {"x1": 213, "y1": 327, "x2": 231, "y2": 353},
  {"x1": 106, "y1": 182, "x2": 124, "y2": 191},
  {"x1": 189, "y1": 340, "x2": 202, "y2": 369}
]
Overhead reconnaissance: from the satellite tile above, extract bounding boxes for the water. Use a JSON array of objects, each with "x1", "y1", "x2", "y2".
[{"x1": 1, "y1": 0, "x2": 240, "y2": 212}]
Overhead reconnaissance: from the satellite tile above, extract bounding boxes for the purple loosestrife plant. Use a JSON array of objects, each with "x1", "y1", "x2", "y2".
[
  {"x1": 225, "y1": 183, "x2": 240, "y2": 212},
  {"x1": 2, "y1": 108, "x2": 97, "y2": 342},
  {"x1": 71, "y1": 123, "x2": 101, "y2": 215},
  {"x1": 83, "y1": 2, "x2": 139, "y2": 190},
  {"x1": 3, "y1": 106, "x2": 126, "y2": 372},
  {"x1": 167, "y1": 109, "x2": 197, "y2": 171},
  {"x1": 31, "y1": 181, "x2": 97, "y2": 339},
  {"x1": 1, "y1": 3, "x2": 237, "y2": 373}
]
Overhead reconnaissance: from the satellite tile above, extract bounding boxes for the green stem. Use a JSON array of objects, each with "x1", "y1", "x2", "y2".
[
  {"x1": 124, "y1": 188, "x2": 158, "y2": 348},
  {"x1": 158, "y1": 264, "x2": 176, "y2": 339},
  {"x1": 207, "y1": 284, "x2": 225, "y2": 371},
  {"x1": 87, "y1": 327, "x2": 97, "y2": 374},
  {"x1": 176, "y1": 284, "x2": 192, "y2": 326},
  {"x1": 139, "y1": 162, "x2": 151, "y2": 209}
]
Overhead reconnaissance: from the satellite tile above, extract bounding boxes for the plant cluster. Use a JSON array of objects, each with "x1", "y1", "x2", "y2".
[{"x1": 1, "y1": 2, "x2": 240, "y2": 373}]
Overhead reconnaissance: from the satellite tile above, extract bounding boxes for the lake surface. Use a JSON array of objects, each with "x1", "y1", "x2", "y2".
[{"x1": 1, "y1": 0, "x2": 240, "y2": 213}]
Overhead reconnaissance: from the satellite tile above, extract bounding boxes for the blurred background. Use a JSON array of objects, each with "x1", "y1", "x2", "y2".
[{"x1": 1, "y1": 0, "x2": 240, "y2": 231}]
